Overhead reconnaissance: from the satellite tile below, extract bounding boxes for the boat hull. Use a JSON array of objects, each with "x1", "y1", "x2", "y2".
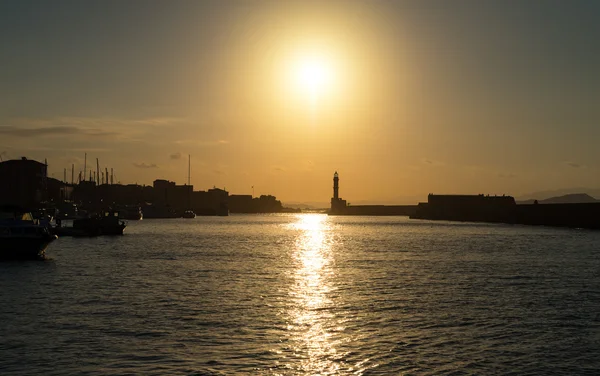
[{"x1": 0, "y1": 235, "x2": 57, "y2": 260}]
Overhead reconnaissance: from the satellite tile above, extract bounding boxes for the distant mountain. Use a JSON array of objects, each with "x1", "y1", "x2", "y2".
[
  {"x1": 517, "y1": 188, "x2": 600, "y2": 201},
  {"x1": 517, "y1": 193, "x2": 598, "y2": 205},
  {"x1": 282, "y1": 201, "x2": 329, "y2": 210}
]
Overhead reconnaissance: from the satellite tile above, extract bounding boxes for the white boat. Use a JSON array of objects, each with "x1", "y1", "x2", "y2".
[{"x1": 0, "y1": 206, "x2": 57, "y2": 260}]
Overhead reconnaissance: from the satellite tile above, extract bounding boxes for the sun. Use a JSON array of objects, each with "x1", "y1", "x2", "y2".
[{"x1": 293, "y1": 55, "x2": 335, "y2": 100}]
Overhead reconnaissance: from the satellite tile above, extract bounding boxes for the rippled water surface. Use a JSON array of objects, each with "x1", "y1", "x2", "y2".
[{"x1": 2, "y1": 215, "x2": 600, "y2": 375}]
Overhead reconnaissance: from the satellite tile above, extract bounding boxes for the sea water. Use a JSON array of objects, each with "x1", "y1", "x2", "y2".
[{"x1": 1, "y1": 214, "x2": 599, "y2": 375}]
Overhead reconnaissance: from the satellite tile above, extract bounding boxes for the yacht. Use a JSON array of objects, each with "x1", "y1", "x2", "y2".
[
  {"x1": 182, "y1": 210, "x2": 196, "y2": 219},
  {"x1": 53, "y1": 210, "x2": 126, "y2": 237},
  {"x1": 0, "y1": 206, "x2": 57, "y2": 260}
]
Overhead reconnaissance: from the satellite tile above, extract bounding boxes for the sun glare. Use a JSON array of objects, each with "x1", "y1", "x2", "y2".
[{"x1": 293, "y1": 55, "x2": 335, "y2": 100}]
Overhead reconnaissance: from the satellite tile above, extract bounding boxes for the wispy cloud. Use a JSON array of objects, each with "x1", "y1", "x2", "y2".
[
  {"x1": 133, "y1": 162, "x2": 158, "y2": 169},
  {"x1": 9, "y1": 116, "x2": 187, "y2": 128},
  {"x1": 173, "y1": 139, "x2": 230, "y2": 147},
  {"x1": 123, "y1": 117, "x2": 187, "y2": 127},
  {"x1": 11, "y1": 146, "x2": 112, "y2": 152},
  {"x1": 170, "y1": 152, "x2": 182, "y2": 160},
  {"x1": 422, "y1": 158, "x2": 444, "y2": 166},
  {"x1": 564, "y1": 161, "x2": 584, "y2": 168},
  {"x1": 1, "y1": 116, "x2": 189, "y2": 142},
  {"x1": 0, "y1": 125, "x2": 118, "y2": 138}
]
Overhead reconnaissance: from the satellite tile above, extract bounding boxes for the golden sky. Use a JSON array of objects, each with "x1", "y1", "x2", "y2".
[{"x1": 1, "y1": 1, "x2": 599, "y2": 204}]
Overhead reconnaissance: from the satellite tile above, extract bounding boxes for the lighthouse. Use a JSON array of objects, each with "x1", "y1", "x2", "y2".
[
  {"x1": 333, "y1": 171, "x2": 339, "y2": 200},
  {"x1": 330, "y1": 171, "x2": 347, "y2": 214}
]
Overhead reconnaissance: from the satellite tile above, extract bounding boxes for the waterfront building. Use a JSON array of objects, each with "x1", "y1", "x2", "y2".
[{"x1": 0, "y1": 157, "x2": 48, "y2": 208}]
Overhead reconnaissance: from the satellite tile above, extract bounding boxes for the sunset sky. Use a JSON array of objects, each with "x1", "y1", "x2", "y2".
[{"x1": 1, "y1": 1, "x2": 599, "y2": 204}]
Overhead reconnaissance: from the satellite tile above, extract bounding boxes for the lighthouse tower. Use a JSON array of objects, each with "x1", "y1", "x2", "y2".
[
  {"x1": 333, "y1": 171, "x2": 339, "y2": 200},
  {"x1": 330, "y1": 171, "x2": 347, "y2": 214}
]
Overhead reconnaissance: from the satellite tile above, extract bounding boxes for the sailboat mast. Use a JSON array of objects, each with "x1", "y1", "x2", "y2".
[
  {"x1": 84, "y1": 153, "x2": 87, "y2": 181},
  {"x1": 187, "y1": 155, "x2": 192, "y2": 210}
]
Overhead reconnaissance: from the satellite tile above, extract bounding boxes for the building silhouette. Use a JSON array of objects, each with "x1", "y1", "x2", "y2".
[
  {"x1": 0, "y1": 157, "x2": 48, "y2": 208},
  {"x1": 0, "y1": 156, "x2": 289, "y2": 216},
  {"x1": 228, "y1": 194, "x2": 283, "y2": 213}
]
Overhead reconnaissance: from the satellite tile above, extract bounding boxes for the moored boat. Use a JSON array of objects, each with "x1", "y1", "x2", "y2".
[
  {"x1": 119, "y1": 205, "x2": 143, "y2": 220},
  {"x1": 52, "y1": 210, "x2": 126, "y2": 237},
  {"x1": 0, "y1": 206, "x2": 57, "y2": 260},
  {"x1": 182, "y1": 210, "x2": 196, "y2": 218}
]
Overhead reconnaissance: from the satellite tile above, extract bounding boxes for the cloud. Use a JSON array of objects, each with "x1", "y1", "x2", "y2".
[
  {"x1": 564, "y1": 161, "x2": 583, "y2": 168},
  {"x1": 10, "y1": 116, "x2": 187, "y2": 128},
  {"x1": 173, "y1": 139, "x2": 230, "y2": 147},
  {"x1": 170, "y1": 152, "x2": 182, "y2": 160},
  {"x1": 124, "y1": 117, "x2": 188, "y2": 127},
  {"x1": 133, "y1": 162, "x2": 158, "y2": 169},
  {"x1": 0, "y1": 125, "x2": 119, "y2": 138},
  {"x1": 9, "y1": 146, "x2": 112, "y2": 152},
  {"x1": 422, "y1": 158, "x2": 444, "y2": 166},
  {"x1": 1, "y1": 116, "x2": 188, "y2": 143}
]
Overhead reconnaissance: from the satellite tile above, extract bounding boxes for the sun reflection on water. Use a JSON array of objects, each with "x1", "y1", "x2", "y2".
[{"x1": 285, "y1": 214, "x2": 341, "y2": 375}]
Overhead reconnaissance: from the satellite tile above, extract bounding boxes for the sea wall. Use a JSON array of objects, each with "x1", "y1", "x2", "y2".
[
  {"x1": 515, "y1": 203, "x2": 600, "y2": 229},
  {"x1": 332, "y1": 205, "x2": 418, "y2": 216},
  {"x1": 411, "y1": 202, "x2": 600, "y2": 230}
]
